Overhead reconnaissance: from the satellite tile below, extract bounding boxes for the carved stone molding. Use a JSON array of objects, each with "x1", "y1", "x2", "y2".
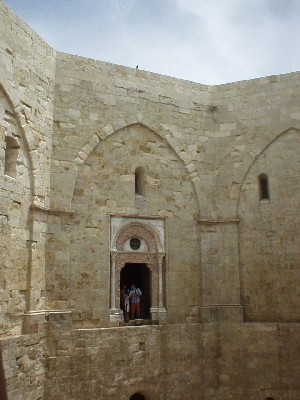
[{"x1": 109, "y1": 217, "x2": 166, "y2": 323}]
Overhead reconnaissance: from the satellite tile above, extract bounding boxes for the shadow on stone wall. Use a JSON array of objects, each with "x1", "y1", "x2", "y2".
[{"x1": 0, "y1": 348, "x2": 8, "y2": 400}]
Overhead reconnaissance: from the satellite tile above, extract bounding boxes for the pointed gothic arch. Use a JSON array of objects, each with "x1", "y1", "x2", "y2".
[
  {"x1": 69, "y1": 120, "x2": 201, "y2": 326},
  {"x1": 72, "y1": 120, "x2": 201, "y2": 213},
  {"x1": 237, "y1": 127, "x2": 300, "y2": 212},
  {"x1": 0, "y1": 82, "x2": 36, "y2": 193}
]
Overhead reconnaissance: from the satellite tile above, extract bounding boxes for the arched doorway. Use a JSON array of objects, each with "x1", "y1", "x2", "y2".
[
  {"x1": 110, "y1": 217, "x2": 167, "y2": 323},
  {"x1": 130, "y1": 393, "x2": 145, "y2": 400},
  {"x1": 121, "y1": 264, "x2": 151, "y2": 319}
]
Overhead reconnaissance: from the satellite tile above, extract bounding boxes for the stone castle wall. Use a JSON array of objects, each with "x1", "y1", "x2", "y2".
[
  {"x1": 44, "y1": 323, "x2": 300, "y2": 400},
  {"x1": 1, "y1": 1, "x2": 300, "y2": 399}
]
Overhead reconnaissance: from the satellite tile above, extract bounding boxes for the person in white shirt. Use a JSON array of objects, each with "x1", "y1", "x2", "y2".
[{"x1": 128, "y1": 283, "x2": 142, "y2": 319}]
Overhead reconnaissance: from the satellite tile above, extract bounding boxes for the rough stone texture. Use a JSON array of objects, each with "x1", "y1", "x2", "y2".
[
  {"x1": 1, "y1": 1, "x2": 300, "y2": 399},
  {"x1": 0, "y1": 334, "x2": 45, "y2": 400}
]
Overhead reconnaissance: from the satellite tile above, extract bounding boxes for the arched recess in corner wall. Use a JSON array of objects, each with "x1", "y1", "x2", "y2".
[
  {"x1": 209, "y1": 125, "x2": 300, "y2": 218},
  {"x1": 68, "y1": 122, "x2": 202, "y2": 326},
  {"x1": 237, "y1": 128, "x2": 300, "y2": 322},
  {"x1": 0, "y1": 83, "x2": 35, "y2": 188},
  {"x1": 0, "y1": 85, "x2": 34, "y2": 335}
]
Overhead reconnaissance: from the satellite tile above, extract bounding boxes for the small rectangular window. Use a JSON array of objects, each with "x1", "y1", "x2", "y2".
[{"x1": 259, "y1": 174, "x2": 270, "y2": 200}]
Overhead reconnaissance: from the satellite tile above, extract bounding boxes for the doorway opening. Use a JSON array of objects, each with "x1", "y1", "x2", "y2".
[
  {"x1": 121, "y1": 263, "x2": 151, "y2": 319},
  {"x1": 130, "y1": 393, "x2": 145, "y2": 400}
]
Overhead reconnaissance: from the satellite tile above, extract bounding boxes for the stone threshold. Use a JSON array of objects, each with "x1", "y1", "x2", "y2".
[{"x1": 119, "y1": 319, "x2": 160, "y2": 327}]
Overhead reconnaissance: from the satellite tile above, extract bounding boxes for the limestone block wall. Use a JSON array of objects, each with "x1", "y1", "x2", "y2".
[
  {"x1": 1, "y1": 1, "x2": 300, "y2": 399},
  {"x1": 203, "y1": 74, "x2": 300, "y2": 219},
  {"x1": 44, "y1": 322, "x2": 300, "y2": 400},
  {"x1": 46, "y1": 123, "x2": 201, "y2": 326},
  {"x1": 50, "y1": 51, "x2": 210, "y2": 211},
  {"x1": 49, "y1": 50, "x2": 300, "y2": 323},
  {"x1": 238, "y1": 128, "x2": 300, "y2": 321},
  {"x1": 0, "y1": 0, "x2": 56, "y2": 330},
  {"x1": 0, "y1": 2, "x2": 56, "y2": 399},
  {"x1": 0, "y1": 1, "x2": 56, "y2": 205},
  {"x1": 0, "y1": 90, "x2": 32, "y2": 335},
  {"x1": 199, "y1": 74, "x2": 300, "y2": 321},
  {"x1": 0, "y1": 335, "x2": 45, "y2": 400},
  {"x1": 202, "y1": 322, "x2": 300, "y2": 400},
  {"x1": 48, "y1": 54, "x2": 208, "y2": 325},
  {"x1": 207, "y1": 76, "x2": 300, "y2": 321},
  {"x1": 45, "y1": 324, "x2": 202, "y2": 400}
]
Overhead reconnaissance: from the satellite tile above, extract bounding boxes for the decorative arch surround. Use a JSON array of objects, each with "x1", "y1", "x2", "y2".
[
  {"x1": 115, "y1": 224, "x2": 160, "y2": 252},
  {"x1": 110, "y1": 217, "x2": 166, "y2": 323}
]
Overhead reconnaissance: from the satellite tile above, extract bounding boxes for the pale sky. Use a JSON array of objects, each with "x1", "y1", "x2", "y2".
[{"x1": 4, "y1": 0, "x2": 300, "y2": 84}]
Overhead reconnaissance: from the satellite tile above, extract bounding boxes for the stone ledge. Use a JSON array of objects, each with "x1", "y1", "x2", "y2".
[
  {"x1": 30, "y1": 205, "x2": 75, "y2": 215},
  {"x1": 201, "y1": 304, "x2": 244, "y2": 323},
  {"x1": 198, "y1": 218, "x2": 240, "y2": 225}
]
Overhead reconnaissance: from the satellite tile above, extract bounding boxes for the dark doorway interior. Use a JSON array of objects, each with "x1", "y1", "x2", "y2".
[
  {"x1": 121, "y1": 263, "x2": 151, "y2": 319},
  {"x1": 130, "y1": 393, "x2": 145, "y2": 400}
]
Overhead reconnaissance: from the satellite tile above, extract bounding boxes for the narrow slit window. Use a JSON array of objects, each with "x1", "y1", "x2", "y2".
[
  {"x1": 4, "y1": 136, "x2": 19, "y2": 178},
  {"x1": 259, "y1": 173, "x2": 270, "y2": 200},
  {"x1": 135, "y1": 166, "x2": 146, "y2": 196}
]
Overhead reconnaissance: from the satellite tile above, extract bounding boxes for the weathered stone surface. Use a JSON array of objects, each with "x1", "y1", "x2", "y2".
[{"x1": 1, "y1": 1, "x2": 300, "y2": 399}]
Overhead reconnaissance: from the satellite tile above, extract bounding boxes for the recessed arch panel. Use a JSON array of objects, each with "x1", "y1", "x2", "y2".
[
  {"x1": 238, "y1": 129, "x2": 300, "y2": 321},
  {"x1": 69, "y1": 123, "x2": 201, "y2": 326},
  {"x1": 0, "y1": 85, "x2": 34, "y2": 335}
]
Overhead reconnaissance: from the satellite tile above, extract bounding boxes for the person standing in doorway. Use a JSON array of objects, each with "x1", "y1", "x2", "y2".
[
  {"x1": 129, "y1": 283, "x2": 142, "y2": 319},
  {"x1": 120, "y1": 284, "x2": 130, "y2": 322}
]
